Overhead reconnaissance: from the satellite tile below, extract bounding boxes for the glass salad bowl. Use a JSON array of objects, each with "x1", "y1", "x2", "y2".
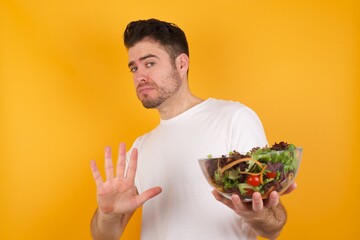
[{"x1": 198, "y1": 142, "x2": 302, "y2": 202}]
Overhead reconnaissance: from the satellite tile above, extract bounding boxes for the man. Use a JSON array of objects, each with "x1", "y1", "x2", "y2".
[{"x1": 90, "y1": 18, "x2": 295, "y2": 240}]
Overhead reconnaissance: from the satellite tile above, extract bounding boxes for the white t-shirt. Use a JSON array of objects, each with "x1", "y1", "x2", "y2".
[{"x1": 130, "y1": 98, "x2": 268, "y2": 240}]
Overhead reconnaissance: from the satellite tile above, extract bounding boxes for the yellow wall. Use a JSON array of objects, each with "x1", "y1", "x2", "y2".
[{"x1": 1, "y1": 0, "x2": 359, "y2": 239}]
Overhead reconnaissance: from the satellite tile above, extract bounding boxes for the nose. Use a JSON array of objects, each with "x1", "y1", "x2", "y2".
[
  {"x1": 133, "y1": 67, "x2": 147, "y2": 84},
  {"x1": 136, "y1": 75, "x2": 146, "y2": 83}
]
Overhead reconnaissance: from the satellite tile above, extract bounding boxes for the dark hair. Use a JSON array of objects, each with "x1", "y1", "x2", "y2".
[{"x1": 123, "y1": 19, "x2": 189, "y2": 61}]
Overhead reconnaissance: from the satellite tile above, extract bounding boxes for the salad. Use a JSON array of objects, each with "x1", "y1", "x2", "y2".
[{"x1": 204, "y1": 142, "x2": 300, "y2": 201}]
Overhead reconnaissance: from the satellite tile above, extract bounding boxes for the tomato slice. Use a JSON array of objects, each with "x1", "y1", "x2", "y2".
[
  {"x1": 246, "y1": 175, "x2": 261, "y2": 187},
  {"x1": 266, "y1": 172, "x2": 277, "y2": 179},
  {"x1": 244, "y1": 188, "x2": 255, "y2": 197}
]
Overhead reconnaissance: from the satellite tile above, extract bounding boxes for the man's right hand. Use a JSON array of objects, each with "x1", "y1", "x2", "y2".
[{"x1": 90, "y1": 143, "x2": 162, "y2": 239}]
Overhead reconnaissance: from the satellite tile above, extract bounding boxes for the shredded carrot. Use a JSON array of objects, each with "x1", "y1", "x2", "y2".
[
  {"x1": 259, "y1": 165, "x2": 267, "y2": 184},
  {"x1": 219, "y1": 157, "x2": 263, "y2": 174},
  {"x1": 263, "y1": 186, "x2": 275, "y2": 199},
  {"x1": 237, "y1": 171, "x2": 262, "y2": 176}
]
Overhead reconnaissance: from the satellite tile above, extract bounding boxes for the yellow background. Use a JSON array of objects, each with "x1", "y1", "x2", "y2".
[{"x1": 1, "y1": 0, "x2": 359, "y2": 239}]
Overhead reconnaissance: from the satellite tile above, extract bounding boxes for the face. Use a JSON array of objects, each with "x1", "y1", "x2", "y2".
[{"x1": 127, "y1": 39, "x2": 183, "y2": 109}]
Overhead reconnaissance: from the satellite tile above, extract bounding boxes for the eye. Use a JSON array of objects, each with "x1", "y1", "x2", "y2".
[
  {"x1": 145, "y1": 62, "x2": 155, "y2": 68},
  {"x1": 130, "y1": 66, "x2": 138, "y2": 73}
]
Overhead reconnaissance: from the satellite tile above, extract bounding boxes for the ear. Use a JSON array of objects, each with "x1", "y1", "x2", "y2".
[{"x1": 176, "y1": 53, "x2": 189, "y2": 75}]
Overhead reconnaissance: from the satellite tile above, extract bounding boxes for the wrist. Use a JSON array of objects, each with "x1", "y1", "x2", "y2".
[
  {"x1": 91, "y1": 208, "x2": 124, "y2": 240},
  {"x1": 97, "y1": 207, "x2": 123, "y2": 223}
]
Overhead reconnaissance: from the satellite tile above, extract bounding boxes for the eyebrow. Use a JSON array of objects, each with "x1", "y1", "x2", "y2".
[{"x1": 128, "y1": 54, "x2": 159, "y2": 68}]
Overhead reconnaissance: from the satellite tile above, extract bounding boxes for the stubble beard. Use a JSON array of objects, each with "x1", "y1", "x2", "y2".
[{"x1": 138, "y1": 69, "x2": 182, "y2": 109}]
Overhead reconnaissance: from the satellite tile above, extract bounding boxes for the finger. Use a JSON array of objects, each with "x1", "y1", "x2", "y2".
[
  {"x1": 90, "y1": 160, "x2": 103, "y2": 188},
  {"x1": 281, "y1": 182, "x2": 297, "y2": 195},
  {"x1": 125, "y1": 148, "x2": 138, "y2": 180},
  {"x1": 230, "y1": 194, "x2": 252, "y2": 213},
  {"x1": 230, "y1": 193, "x2": 244, "y2": 211},
  {"x1": 104, "y1": 146, "x2": 114, "y2": 181},
  {"x1": 265, "y1": 191, "x2": 279, "y2": 208},
  {"x1": 231, "y1": 194, "x2": 242, "y2": 207},
  {"x1": 135, "y1": 186, "x2": 162, "y2": 207},
  {"x1": 116, "y1": 143, "x2": 126, "y2": 178},
  {"x1": 252, "y1": 192, "x2": 264, "y2": 212}
]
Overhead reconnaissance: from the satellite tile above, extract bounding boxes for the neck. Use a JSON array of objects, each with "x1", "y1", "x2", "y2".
[{"x1": 157, "y1": 89, "x2": 203, "y2": 120}]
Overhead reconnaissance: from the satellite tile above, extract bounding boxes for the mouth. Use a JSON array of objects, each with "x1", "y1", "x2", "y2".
[{"x1": 137, "y1": 84, "x2": 155, "y2": 95}]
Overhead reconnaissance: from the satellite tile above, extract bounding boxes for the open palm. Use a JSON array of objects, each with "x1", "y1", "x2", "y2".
[{"x1": 90, "y1": 143, "x2": 162, "y2": 216}]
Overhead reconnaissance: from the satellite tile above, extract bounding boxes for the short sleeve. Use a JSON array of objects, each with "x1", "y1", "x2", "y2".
[{"x1": 229, "y1": 106, "x2": 268, "y2": 153}]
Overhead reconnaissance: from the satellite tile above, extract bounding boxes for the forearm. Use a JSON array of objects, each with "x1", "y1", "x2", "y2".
[
  {"x1": 248, "y1": 202, "x2": 287, "y2": 240},
  {"x1": 90, "y1": 208, "x2": 134, "y2": 240}
]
